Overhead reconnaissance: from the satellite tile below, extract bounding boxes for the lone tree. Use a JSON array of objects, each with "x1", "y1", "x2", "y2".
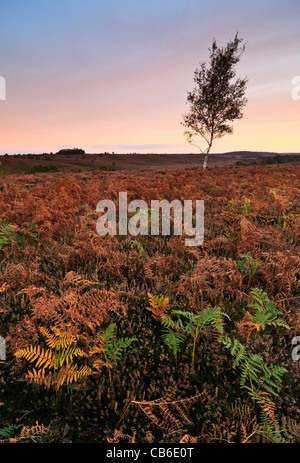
[{"x1": 182, "y1": 33, "x2": 248, "y2": 170}]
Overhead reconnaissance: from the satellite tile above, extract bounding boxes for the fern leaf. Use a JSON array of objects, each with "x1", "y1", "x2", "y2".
[
  {"x1": 15, "y1": 346, "x2": 55, "y2": 369},
  {"x1": 162, "y1": 328, "x2": 186, "y2": 357},
  {"x1": 101, "y1": 323, "x2": 116, "y2": 344}
]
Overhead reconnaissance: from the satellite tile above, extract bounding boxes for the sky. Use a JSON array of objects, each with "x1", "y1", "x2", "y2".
[{"x1": 0, "y1": 0, "x2": 299, "y2": 155}]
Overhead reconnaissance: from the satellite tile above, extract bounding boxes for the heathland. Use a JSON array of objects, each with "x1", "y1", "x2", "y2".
[{"x1": 0, "y1": 161, "x2": 299, "y2": 443}]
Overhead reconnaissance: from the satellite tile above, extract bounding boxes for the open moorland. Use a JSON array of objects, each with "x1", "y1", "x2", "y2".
[
  {"x1": 0, "y1": 162, "x2": 299, "y2": 443},
  {"x1": 1, "y1": 151, "x2": 300, "y2": 175}
]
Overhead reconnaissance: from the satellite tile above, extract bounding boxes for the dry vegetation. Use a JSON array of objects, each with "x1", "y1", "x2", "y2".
[
  {"x1": 0, "y1": 152, "x2": 235, "y2": 175},
  {"x1": 0, "y1": 163, "x2": 299, "y2": 443}
]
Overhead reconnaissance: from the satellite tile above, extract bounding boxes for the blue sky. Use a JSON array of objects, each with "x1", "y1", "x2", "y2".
[{"x1": 0, "y1": 0, "x2": 299, "y2": 154}]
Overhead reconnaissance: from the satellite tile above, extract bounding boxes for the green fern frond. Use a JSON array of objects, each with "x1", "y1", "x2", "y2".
[
  {"x1": 0, "y1": 423, "x2": 23, "y2": 439},
  {"x1": 162, "y1": 328, "x2": 186, "y2": 364},
  {"x1": 248, "y1": 289, "x2": 289, "y2": 329},
  {"x1": 161, "y1": 315, "x2": 185, "y2": 332},
  {"x1": 100, "y1": 323, "x2": 116, "y2": 345},
  {"x1": 165, "y1": 307, "x2": 230, "y2": 367},
  {"x1": 0, "y1": 222, "x2": 19, "y2": 249},
  {"x1": 173, "y1": 306, "x2": 230, "y2": 336},
  {"x1": 105, "y1": 337, "x2": 137, "y2": 365}
]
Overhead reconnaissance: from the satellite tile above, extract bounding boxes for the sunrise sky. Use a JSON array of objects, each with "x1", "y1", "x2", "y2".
[{"x1": 0, "y1": 0, "x2": 299, "y2": 155}]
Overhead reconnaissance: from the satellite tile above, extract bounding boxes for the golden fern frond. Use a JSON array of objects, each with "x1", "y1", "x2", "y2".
[
  {"x1": 39, "y1": 325, "x2": 77, "y2": 350},
  {"x1": 26, "y1": 361, "x2": 92, "y2": 391},
  {"x1": 147, "y1": 293, "x2": 170, "y2": 321},
  {"x1": 15, "y1": 345, "x2": 55, "y2": 369},
  {"x1": 56, "y1": 364, "x2": 93, "y2": 387},
  {"x1": 55, "y1": 343, "x2": 87, "y2": 367},
  {"x1": 16, "y1": 323, "x2": 93, "y2": 391},
  {"x1": 49, "y1": 325, "x2": 77, "y2": 347},
  {"x1": 39, "y1": 327, "x2": 59, "y2": 349},
  {"x1": 27, "y1": 368, "x2": 53, "y2": 389}
]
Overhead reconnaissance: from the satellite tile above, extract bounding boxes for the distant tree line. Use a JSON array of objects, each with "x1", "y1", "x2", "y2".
[
  {"x1": 1, "y1": 153, "x2": 54, "y2": 159},
  {"x1": 235, "y1": 154, "x2": 300, "y2": 166},
  {"x1": 56, "y1": 148, "x2": 85, "y2": 155}
]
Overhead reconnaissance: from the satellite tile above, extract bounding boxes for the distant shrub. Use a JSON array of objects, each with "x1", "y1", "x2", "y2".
[
  {"x1": 235, "y1": 154, "x2": 300, "y2": 166},
  {"x1": 28, "y1": 165, "x2": 59, "y2": 174}
]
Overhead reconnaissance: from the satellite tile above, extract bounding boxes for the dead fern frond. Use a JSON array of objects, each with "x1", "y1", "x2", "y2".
[
  {"x1": 228, "y1": 400, "x2": 259, "y2": 443},
  {"x1": 17, "y1": 285, "x2": 46, "y2": 298},
  {"x1": 61, "y1": 271, "x2": 98, "y2": 292},
  {"x1": 179, "y1": 434, "x2": 198, "y2": 443},
  {"x1": 282, "y1": 416, "x2": 300, "y2": 442},
  {"x1": 0, "y1": 283, "x2": 7, "y2": 293},
  {"x1": 235, "y1": 311, "x2": 261, "y2": 342},
  {"x1": 27, "y1": 368, "x2": 53, "y2": 389},
  {"x1": 229, "y1": 400, "x2": 252, "y2": 419},
  {"x1": 107, "y1": 426, "x2": 137, "y2": 443},
  {"x1": 256, "y1": 391, "x2": 277, "y2": 424},
  {"x1": 132, "y1": 390, "x2": 201, "y2": 433},
  {"x1": 20, "y1": 421, "x2": 51, "y2": 440}
]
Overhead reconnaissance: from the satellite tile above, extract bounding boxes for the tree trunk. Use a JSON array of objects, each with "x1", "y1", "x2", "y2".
[
  {"x1": 203, "y1": 153, "x2": 209, "y2": 170},
  {"x1": 203, "y1": 136, "x2": 213, "y2": 170}
]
